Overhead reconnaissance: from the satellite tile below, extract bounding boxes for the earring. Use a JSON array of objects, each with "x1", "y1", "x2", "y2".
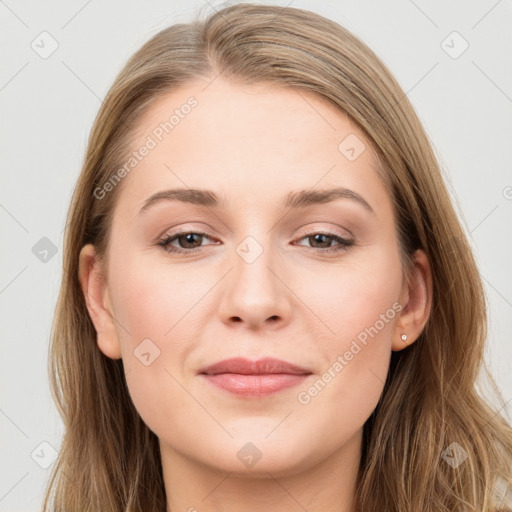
[{"x1": 401, "y1": 334, "x2": 408, "y2": 343}]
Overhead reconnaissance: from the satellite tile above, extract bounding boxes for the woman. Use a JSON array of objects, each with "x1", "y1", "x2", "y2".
[{"x1": 43, "y1": 3, "x2": 512, "y2": 511}]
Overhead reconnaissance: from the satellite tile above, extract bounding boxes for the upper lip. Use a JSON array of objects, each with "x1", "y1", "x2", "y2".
[{"x1": 199, "y1": 357, "x2": 312, "y2": 376}]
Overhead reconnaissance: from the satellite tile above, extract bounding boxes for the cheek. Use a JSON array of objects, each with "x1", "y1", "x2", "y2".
[
  {"x1": 293, "y1": 248, "x2": 402, "y2": 424},
  {"x1": 301, "y1": 246, "x2": 403, "y2": 347},
  {"x1": 105, "y1": 253, "x2": 211, "y2": 431},
  {"x1": 108, "y1": 252, "x2": 206, "y2": 344}
]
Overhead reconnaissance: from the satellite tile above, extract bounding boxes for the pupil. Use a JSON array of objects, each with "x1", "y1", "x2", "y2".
[
  {"x1": 313, "y1": 234, "x2": 329, "y2": 247},
  {"x1": 182, "y1": 233, "x2": 199, "y2": 248}
]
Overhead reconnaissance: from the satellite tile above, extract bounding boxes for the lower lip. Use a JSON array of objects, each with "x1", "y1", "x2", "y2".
[{"x1": 201, "y1": 373, "x2": 311, "y2": 396}]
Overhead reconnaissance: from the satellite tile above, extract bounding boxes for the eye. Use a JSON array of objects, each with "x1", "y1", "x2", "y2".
[
  {"x1": 157, "y1": 231, "x2": 216, "y2": 254},
  {"x1": 157, "y1": 230, "x2": 354, "y2": 255},
  {"x1": 294, "y1": 232, "x2": 354, "y2": 253}
]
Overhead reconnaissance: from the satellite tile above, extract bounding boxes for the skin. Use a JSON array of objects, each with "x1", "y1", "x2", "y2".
[{"x1": 79, "y1": 77, "x2": 432, "y2": 512}]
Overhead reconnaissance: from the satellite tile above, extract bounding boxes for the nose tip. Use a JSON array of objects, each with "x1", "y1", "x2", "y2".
[{"x1": 218, "y1": 256, "x2": 292, "y2": 330}]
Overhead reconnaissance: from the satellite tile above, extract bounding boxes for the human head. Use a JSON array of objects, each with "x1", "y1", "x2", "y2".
[{"x1": 44, "y1": 4, "x2": 512, "y2": 511}]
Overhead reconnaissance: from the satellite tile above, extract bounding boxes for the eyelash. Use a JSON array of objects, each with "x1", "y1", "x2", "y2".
[{"x1": 156, "y1": 230, "x2": 354, "y2": 255}]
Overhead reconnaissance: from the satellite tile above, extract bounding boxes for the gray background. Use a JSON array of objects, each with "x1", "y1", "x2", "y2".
[{"x1": 1, "y1": 0, "x2": 511, "y2": 510}]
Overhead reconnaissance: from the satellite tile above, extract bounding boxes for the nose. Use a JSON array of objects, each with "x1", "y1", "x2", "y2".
[{"x1": 217, "y1": 236, "x2": 293, "y2": 331}]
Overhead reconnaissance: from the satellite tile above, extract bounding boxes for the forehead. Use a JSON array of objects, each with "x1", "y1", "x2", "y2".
[{"x1": 112, "y1": 77, "x2": 388, "y2": 219}]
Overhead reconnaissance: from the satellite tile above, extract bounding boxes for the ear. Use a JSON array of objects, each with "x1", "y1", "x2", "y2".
[
  {"x1": 392, "y1": 249, "x2": 433, "y2": 351},
  {"x1": 78, "y1": 244, "x2": 122, "y2": 359}
]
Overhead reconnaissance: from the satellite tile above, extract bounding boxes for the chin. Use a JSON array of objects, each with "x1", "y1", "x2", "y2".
[{"x1": 192, "y1": 436, "x2": 318, "y2": 478}]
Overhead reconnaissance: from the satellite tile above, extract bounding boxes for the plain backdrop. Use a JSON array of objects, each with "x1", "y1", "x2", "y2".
[{"x1": 1, "y1": 1, "x2": 511, "y2": 510}]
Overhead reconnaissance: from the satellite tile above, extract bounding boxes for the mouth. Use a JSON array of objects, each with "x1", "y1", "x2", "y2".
[{"x1": 198, "y1": 357, "x2": 313, "y2": 397}]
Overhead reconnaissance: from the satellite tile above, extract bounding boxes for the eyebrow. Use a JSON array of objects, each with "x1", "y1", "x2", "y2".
[{"x1": 137, "y1": 187, "x2": 375, "y2": 215}]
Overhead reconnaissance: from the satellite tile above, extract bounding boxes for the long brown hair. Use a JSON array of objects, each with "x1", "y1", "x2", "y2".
[{"x1": 43, "y1": 3, "x2": 512, "y2": 511}]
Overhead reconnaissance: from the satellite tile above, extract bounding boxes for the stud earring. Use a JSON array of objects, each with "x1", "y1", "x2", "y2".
[{"x1": 401, "y1": 334, "x2": 408, "y2": 343}]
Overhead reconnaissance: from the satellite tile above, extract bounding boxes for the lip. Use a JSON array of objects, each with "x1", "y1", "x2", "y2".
[
  {"x1": 198, "y1": 357, "x2": 312, "y2": 397},
  {"x1": 199, "y1": 357, "x2": 311, "y2": 376}
]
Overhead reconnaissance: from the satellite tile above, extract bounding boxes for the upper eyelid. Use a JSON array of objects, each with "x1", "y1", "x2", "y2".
[
  {"x1": 294, "y1": 224, "x2": 354, "y2": 239},
  {"x1": 161, "y1": 224, "x2": 351, "y2": 235}
]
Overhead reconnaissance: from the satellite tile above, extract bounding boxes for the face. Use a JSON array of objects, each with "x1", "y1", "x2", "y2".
[{"x1": 82, "y1": 77, "x2": 415, "y2": 477}]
